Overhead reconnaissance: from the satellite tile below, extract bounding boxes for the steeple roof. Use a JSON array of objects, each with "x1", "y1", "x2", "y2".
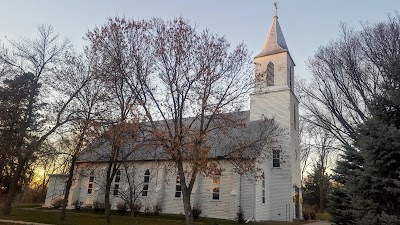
[{"x1": 255, "y1": 15, "x2": 289, "y2": 58}]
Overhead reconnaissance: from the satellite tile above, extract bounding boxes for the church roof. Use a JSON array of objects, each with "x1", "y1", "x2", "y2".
[
  {"x1": 255, "y1": 16, "x2": 288, "y2": 58},
  {"x1": 76, "y1": 111, "x2": 276, "y2": 163}
]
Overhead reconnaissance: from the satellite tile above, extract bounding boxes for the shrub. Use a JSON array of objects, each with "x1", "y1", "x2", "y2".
[
  {"x1": 144, "y1": 206, "x2": 151, "y2": 215},
  {"x1": 302, "y1": 204, "x2": 316, "y2": 221},
  {"x1": 152, "y1": 203, "x2": 162, "y2": 216},
  {"x1": 309, "y1": 211, "x2": 316, "y2": 220},
  {"x1": 192, "y1": 206, "x2": 202, "y2": 219},
  {"x1": 93, "y1": 201, "x2": 105, "y2": 214},
  {"x1": 131, "y1": 202, "x2": 142, "y2": 215},
  {"x1": 236, "y1": 207, "x2": 245, "y2": 223},
  {"x1": 117, "y1": 202, "x2": 128, "y2": 214},
  {"x1": 303, "y1": 211, "x2": 309, "y2": 220},
  {"x1": 51, "y1": 198, "x2": 63, "y2": 209},
  {"x1": 73, "y1": 200, "x2": 83, "y2": 210}
]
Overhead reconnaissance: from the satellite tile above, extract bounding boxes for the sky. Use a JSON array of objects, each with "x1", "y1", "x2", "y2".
[{"x1": 1, "y1": 0, "x2": 399, "y2": 80}]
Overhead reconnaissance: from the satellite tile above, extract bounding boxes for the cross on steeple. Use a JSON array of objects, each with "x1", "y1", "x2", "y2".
[{"x1": 274, "y1": 0, "x2": 278, "y2": 17}]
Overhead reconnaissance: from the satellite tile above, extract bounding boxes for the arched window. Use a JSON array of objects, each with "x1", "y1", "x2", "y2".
[
  {"x1": 115, "y1": 169, "x2": 121, "y2": 182},
  {"x1": 289, "y1": 66, "x2": 292, "y2": 88},
  {"x1": 113, "y1": 169, "x2": 121, "y2": 196},
  {"x1": 87, "y1": 170, "x2": 94, "y2": 194},
  {"x1": 294, "y1": 104, "x2": 297, "y2": 130},
  {"x1": 175, "y1": 175, "x2": 181, "y2": 198},
  {"x1": 142, "y1": 169, "x2": 150, "y2": 196},
  {"x1": 267, "y1": 62, "x2": 274, "y2": 86},
  {"x1": 262, "y1": 173, "x2": 266, "y2": 203},
  {"x1": 212, "y1": 174, "x2": 221, "y2": 200}
]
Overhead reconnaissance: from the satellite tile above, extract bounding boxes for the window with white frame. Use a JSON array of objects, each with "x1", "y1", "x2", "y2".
[
  {"x1": 87, "y1": 170, "x2": 94, "y2": 194},
  {"x1": 212, "y1": 175, "x2": 221, "y2": 200},
  {"x1": 142, "y1": 169, "x2": 150, "y2": 196},
  {"x1": 273, "y1": 149, "x2": 281, "y2": 168},
  {"x1": 262, "y1": 172, "x2": 266, "y2": 203},
  {"x1": 175, "y1": 175, "x2": 181, "y2": 198},
  {"x1": 113, "y1": 169, "x2": 121, "y2": 196}
]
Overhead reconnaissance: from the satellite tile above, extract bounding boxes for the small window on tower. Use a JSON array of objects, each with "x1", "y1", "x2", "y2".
[{"x1": 266, "y1": 62, "x2": 274, "y2": 86}]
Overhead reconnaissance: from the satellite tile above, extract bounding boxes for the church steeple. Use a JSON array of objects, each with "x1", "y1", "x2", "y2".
[{"x1": 255, "y1": 3, "x2": 288, "y2": 58}]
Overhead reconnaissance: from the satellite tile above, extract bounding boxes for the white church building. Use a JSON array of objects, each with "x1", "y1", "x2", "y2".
[{"x1": 45, "y1": 7, "x2": 302, "y2": 222}]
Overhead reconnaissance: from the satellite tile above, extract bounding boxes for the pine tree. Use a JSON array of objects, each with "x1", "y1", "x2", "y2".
[
  {"x1": 0, "y1": 73, "x2": 41, "y2": 194},
  {"x1": 328, "y1": 146, "x2": 362, "y2": 225},
  {"x1": 329, "y1": 60, "x2": 400, "y2": 225},
  {"x1": 351, "y1": 60, "x2": 400, "y2": 224}
]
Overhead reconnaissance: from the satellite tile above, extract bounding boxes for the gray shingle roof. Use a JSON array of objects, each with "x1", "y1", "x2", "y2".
[{"x1": 76, "y1": 110, "x2": 274, "y2": 163}]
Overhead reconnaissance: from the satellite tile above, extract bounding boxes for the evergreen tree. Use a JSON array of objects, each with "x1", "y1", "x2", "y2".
[
  {"x1": 328, "y1": 146, "x2": 362, "y2": 225},
  {"x1": 0, "y1": 73, "x2": 41, "y2": 194},
  {"x1": 351, "y1": 60, "x2": 400, "y2": 224},
  {"x1": 329, "y1": 60, "x2": 400, "y2": 225}
]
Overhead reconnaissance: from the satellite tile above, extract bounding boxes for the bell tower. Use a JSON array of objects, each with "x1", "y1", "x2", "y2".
[
  {"x1": 249, "y1": 2, "x2": 302, "y2": 221},
  {"x1": 250, "y1": 3, "x2": 296, "y2": 127}
]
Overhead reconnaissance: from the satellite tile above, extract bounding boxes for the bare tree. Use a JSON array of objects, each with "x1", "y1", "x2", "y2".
[
  {"x1": 299, "y1": 116, "x2": 312, "y2": 182},
  {"x1": 300, "y1": 14, "x2": 400, "y2": 148},
  {"x1": 56, "y1": 51, "x2": 107, "y2": 221},
  {"x1": 308, "y1": 126, "x2": 337, "y2": 211},
  {"x1": 117, "y1": 163, "x2": 157, "y2": 225},
  {"x1": 87, "y1": 17, "x2": 283, "y2": 225},
  {"x1": 0, "y1": 25, "x2": 89, "y2": 215},
  {"x1": 87, "y1": 23, "x2": 147, "y2": 223}
]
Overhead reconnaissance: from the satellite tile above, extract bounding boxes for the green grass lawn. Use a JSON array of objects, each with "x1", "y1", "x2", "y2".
[{"x1": 0, "y1": 205, "x2": 306, "y2": 225}]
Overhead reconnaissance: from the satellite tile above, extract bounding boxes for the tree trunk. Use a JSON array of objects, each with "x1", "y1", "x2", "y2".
[
  {"x1": 130, "y1": 205, "x2": 135, "y2": 225},
  {"x1": 0, "y1": 156, "x2": 5, "y2": 178},
  {"x1": 2, "y1": 157, "x2": 26, "y2": 215},
  {"x1": 182, "y1": 189, "x2": 194, "y2": 225},
  {"x1": 319, "y1": 173, "x2": 324, "y2": 212},
  {"x1": 104, "y1": 178, "x2": 112, "y2": 225},
  {"x1": 60, "y1": 156, "x2": 76, "y2": 221},
  {"x1": 176, "y1": 160, "x2": 194, "y2": 225},
  {"x1": 104, "y1": 161, "x2": 113, "y2": 225}
]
